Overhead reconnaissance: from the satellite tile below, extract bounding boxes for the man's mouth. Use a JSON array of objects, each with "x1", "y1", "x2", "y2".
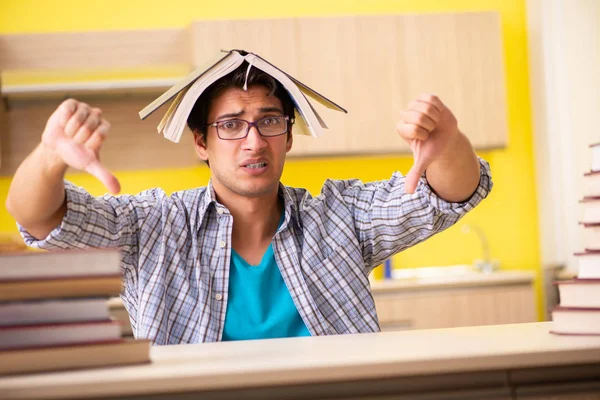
[{"x1": 245, "y1": 162, "x2": 268, "y2": 169}]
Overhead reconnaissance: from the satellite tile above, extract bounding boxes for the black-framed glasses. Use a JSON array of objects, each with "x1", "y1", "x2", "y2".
[{"x1": 207, "y1": 116, "x2": 290, "y2": 140}]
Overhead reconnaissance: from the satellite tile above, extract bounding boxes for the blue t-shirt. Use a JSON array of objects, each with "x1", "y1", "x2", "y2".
[{"x1": 222, "y1": 215, "x2": 311, "y2": 341}]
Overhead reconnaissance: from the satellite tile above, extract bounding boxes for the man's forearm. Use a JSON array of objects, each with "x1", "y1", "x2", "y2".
[
  {"x1": 5, "y1": 143, "x2": 69, "y2": 239},
  {"x1": 424, "y1": 132, "x2": 481, "y2": 203}
]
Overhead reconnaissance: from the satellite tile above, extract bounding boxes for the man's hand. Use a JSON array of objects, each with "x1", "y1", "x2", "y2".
[
  {"x1": 41, "y1": 99, "x2": 121, "y2": 194},
  {"x1": 396, "y1": 94, "x2": 460, "y2": 194}
]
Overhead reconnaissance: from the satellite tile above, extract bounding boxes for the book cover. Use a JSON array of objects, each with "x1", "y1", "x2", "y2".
[
  {"x1": 583, "y1": 170, "x2": 600, "y2": 198},
  {"x1": 0, "y1": 298, "x2": 110, "y2": 326},
  {"x1": 580, "y1": 222, "x2": 600, "y2": 252},
  {"x1": 550, "y1": 307, "x2": 600, "y2": 335},
  {"x1": 0, "y1": 248, "x2": 121, "y2": 281},
  {"x1": 0, "y1": 320, "x2": 122, "y2": 350},
  {"x1": 0, "y1": 275, "x2": 123, "y2": 301},
  {"x1": 555, "y1": 279, "x2": 600, "y2": 308},
  {"x1": 139, "y1": 49, "x2": 346, "y2": 143},
  {"x1": 590, "y1": 142, "x2": 600, "y2": 172},
  {"x1": 0, "y1": 339, "x2": 150, "y2": 376},
  {"x1": 573, "y1": 251, "x2": 600, "y2": 279}
]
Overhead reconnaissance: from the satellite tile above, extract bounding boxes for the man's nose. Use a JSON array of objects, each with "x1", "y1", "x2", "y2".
[{"x1": 242, "y1": 125, "x2": 267, "y2": 150}]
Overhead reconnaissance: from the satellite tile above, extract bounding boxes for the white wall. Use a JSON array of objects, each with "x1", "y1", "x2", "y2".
[{"x1": 528, "y1": 0, "x2": 600, "y2": 275}]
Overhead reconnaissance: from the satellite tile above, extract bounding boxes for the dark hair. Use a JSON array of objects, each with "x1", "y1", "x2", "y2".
[{"x1": 187, "y1": 61, "x2": 295, "y2": 143}]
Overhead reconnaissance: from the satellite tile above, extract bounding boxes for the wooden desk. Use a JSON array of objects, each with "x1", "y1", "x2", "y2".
[{"x1": 1, "y1": 322, "x2": 600, "y2": 400}]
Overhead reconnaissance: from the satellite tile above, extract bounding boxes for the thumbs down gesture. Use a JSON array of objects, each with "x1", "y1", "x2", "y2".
[{"x1": 396, "y1": 93, "x2": 481, "y2": 202}]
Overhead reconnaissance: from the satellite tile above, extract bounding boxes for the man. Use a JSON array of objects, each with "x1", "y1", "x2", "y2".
[{"x1": 6, "y1": 63, "x2": 492, "y2": 344}]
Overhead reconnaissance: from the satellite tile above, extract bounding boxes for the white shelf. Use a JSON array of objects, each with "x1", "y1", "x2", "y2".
[{"x1": 1, "y1": 78, "x2": 181, "y2": 99}]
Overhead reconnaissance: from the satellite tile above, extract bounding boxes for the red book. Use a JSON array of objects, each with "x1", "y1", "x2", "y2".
[
  {"x1": 0, "y1": 298, "x2": 110, "y2": 326},
  {"x1": 584, "y1": 171, "x2": 600, "y2": 198},
  {"x1": 580, "y1": 197, "x2": 600, "y2": 225},
  {"x1": 579, "y1": 222, "x2": 600, "y2": 252},
  {"x1": 550, "y1": 307, "x2": 600, "y2": 336},
  {"x1": 573, "y1": 251, "x2": 600, "y2": 279},
  {"x1": 0, "y1": 339, "x2": 151, "y2": 376},
  {"x1": 0, "y1": 275, "x2": 123, "y2": 301},
  {"x1": 555, "y1": 279, "x2": 600, "y2": 308},
  {"x1": 0, "y1": 248, "x2": 121, "y2": 281},
  {"x1": 590, "y1": 142, "x2": 600, "y2": 172},
  {"x1": 0, "y1": 320, "x2": 121, "y2": 350}
]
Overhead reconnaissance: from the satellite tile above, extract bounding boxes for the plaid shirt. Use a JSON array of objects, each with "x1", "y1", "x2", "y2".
[{"x1": 20, "y1": 158, "x2": 492, "y2": 345}]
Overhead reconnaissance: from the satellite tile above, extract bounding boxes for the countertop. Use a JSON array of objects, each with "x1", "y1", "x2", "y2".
[
  {"x1": 370, "y1": 270, "x2": 535, "y2": 293},
  {"x1": 1, "y1": 322, "x2": 599, "y2": 399}
]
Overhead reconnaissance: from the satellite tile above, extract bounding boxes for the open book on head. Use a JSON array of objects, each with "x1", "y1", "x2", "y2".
[{"x1": 139, "y1": 49, "x2": 348, "y2": 143}]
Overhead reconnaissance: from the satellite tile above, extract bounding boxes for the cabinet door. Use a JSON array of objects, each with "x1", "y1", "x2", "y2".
[
  {"x1": 190, "y1": 12, "x2": 507, "y2": 157},
  {"x1": 517, "y1": 381, "x2": 600, "y2": 400},
  {"x1": 0, "y1": 96, "x2": 201, "y2": 176},
  {"x1": 375, "y1": 284, "x2": 536, "y2": 331},
  {"x1": 521, "y1": 395, "x2": 600, "y2": 400},
  {"x1": 0, "y1": 12, "x2": 507, "y2": 176},
  {"x1": 0, "y1": 99, "x2": 5, "y2": 167}
]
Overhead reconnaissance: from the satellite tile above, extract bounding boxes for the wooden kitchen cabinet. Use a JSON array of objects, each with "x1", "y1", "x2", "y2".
[
  {"x1": 517, "y1": 385, "x2": 600, "y2": 400},
  {"x1": 190, "y1": 12, "x2": 508, "y2": 157},
  {"x1": 0, "y1": 11, "x2": 507, "y2": 174},
  {"x1": 520, "y1": 394, "x2": 600, "y2": 400},
  {"x1": 372, "y1": 271, "x2": 537, "y2": 331}
]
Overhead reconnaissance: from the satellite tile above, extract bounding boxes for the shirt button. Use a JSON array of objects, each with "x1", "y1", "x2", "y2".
[
  {"x1": 219, "y1": 241, "x2": 226, "y2": 248},
  {"x1": 217, "y1": 208, "x2": 224, "y2": 215},
  {"x1": 215, "y1": 293, "x2": 223, "y2": 301}
]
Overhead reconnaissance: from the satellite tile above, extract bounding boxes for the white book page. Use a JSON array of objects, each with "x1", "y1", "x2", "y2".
[
  {"x1": 163, "y1": 52, "x2": 245, "y2": 143},
  {"x1": 244, "y1": 53, "x2": 323, "y2": 138}
]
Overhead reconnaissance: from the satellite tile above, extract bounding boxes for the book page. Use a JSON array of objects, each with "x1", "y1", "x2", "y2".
[
  {"x1": 157, "y1": 87, "x2": 189, "y2": 134},
  {"x1": 303, "y1": 92, "x2": 328, "y2": 129},
  {"x1": 248, "y1": 52, "x2": 347, "y2": 113},
  {"x1": 138, "y1": 51, "x2": 232, "y2": 120},
  {"x1": 163, "y1": 51, "x2": 246, "y2": 142},
  {"x1": 244, "y1": 53, "x2": 322, "y2": 138}
]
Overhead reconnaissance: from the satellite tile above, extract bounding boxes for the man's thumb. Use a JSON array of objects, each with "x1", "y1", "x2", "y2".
[
  {"x1": 85, "y1": 161, "x2": 121, "y2": 194},
  {"x1": 404, "y1": 163, "x2": 426, "y2": 194}
]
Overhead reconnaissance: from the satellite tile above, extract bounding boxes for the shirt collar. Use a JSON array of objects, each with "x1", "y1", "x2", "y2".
[
  {"x1": 196, "y1": 180, "x2": 301, "y2": 231},
  {"x1": 278, "y1": 182, "x2": 301, "y2": 229}
]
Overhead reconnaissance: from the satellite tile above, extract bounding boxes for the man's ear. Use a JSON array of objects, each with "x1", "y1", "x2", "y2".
[
  {"x1": 286, "y1": 126, "x2": 293, "y2": 153},
  {"x1": 193, "y1": 131, "x2": 209, "y2": 162}
]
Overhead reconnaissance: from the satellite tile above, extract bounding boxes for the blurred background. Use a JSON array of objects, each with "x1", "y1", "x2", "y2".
[{"x1": 0, "y1": 0, "x2": 598, "y2": 332}]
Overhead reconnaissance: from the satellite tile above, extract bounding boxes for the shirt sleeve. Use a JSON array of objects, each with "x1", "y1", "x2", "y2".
[
  {"x1": 18, "y1": 180, "x2": 165, "y2": 254},
  {"x1": 323, "y1": 157, "x2": 493, "y2": 271}
]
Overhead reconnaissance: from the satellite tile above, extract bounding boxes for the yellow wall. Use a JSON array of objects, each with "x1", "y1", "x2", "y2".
[{"x1": 0, "y1": 1, "x2": 542, "y2": 316}]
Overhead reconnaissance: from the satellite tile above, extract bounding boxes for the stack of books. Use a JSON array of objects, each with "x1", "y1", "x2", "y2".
[
  {"x1": 551, "y1": 143, "x2": 600, "y2": 335},
  {"x1": 0, "y1": 249, "x2": 150, "y2": 375}
]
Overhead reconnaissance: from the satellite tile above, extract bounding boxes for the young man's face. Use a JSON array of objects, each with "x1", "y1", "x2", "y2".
[{"x1": 194, "y1": 85, "x2": 293, "y2": 199}]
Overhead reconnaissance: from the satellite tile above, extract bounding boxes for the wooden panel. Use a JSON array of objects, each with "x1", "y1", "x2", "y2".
[
  {"x1": 512, "y1": 365, "x2": 600, "y2": 400},
  {"x1": 517, "y1": 382, "x2": 600, "y2": 399},
  {"x1": 398, "y1": 12, "x2": 508, "y2": 150},
  {"x1": 511, "y1": 363, "x2": 600, "y2": 387},
  {"x1": 292, "y1": 16, "x2": 402, "y2": 156},
  {"x1": 0, "y1": 96, "x2": 5, "y2": 166},
  {"x1": 519, "y1": 393, "x2": 600, "y2": 399},
  {"x1": 0, "y1": 27, "x2": 196, "y2": 174},
  {"x1": 334, "y1": 391, "x2": 512, "y2": 400},
  {"x1": 0, "y1": 96, "x2": 200, "y2": 175},
  {"x1": 0, "y1": 12, "x2": 507, "y2": 175},
  {"x1": 521, "y1": 395, "x2": 600, "y2": 400},
  {"x1": 0, "y1": 28, "x2": 191, "y2": 70},
  {"x1": 190, "y1": 19, "x2": 299, "y2": 68},
  {"x1": 375, "y1": 284, "x2": 536, "y2": 330},
  {"x1": 191, "y1": 12, "x2": 507, "y2": 156}
]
